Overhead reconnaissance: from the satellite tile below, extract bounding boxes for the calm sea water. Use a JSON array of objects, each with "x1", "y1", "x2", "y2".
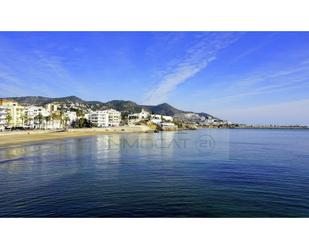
[{"x1": 0, "y1": 129, "x2": 309, "y2": 217}]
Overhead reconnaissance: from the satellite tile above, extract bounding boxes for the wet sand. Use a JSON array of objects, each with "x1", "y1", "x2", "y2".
[{"x1": 0, "y1": 126, "x2": 154, "y2": 147}]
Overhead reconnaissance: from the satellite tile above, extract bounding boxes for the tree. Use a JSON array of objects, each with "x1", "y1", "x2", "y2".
[
  {"x1": 72, "y1": 118, "x2": 93, "y2": 128},
  {"x1": 44, "y1": 116, "x2": 51, "y2": 129},
  {"x1": 75, "y1": 109, "x2": 84, "y2": 118},
  {"x1": 51, "y1": 111, "x2": 62, "y2": 129},
  {"x1": 45, "y1": 116, "x2": 51, "y2": 122},
  {"x1": 24, "y1": 113, "x2": 29, "y2": 126},
  {"x1": 59, "y1": 110, "x2": 65, "y2": 128},
  {"x1": 20, "y1": 113, "x2": 28, "y2": 127},
  {"x1": 5, "y1": 112, "x2": 12, "y2": 127},
  {"x1": 64, "y1": 116, "x2": 70, "y2": 128},
  {"x1": 34, "y1": 113, "x2": 44, "y2": 129},
  {"x1": 51, "y1": 112, "x2": 60, "y2": 120}
]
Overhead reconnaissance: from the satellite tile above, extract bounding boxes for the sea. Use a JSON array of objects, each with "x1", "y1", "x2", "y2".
[{"x1": 0, "y1": 129, "x2": 308, "y2": 217}]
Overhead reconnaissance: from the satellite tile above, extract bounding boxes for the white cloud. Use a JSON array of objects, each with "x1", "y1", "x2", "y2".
[
  {"x1": 144, "y1": 32, "x2": 241, "y2": 104},
  {"x1": 186, "y1": 52, "x2": 309, "y2": 125},
  {"x1": 0, "y1": 41, "x2": 85, "y2": 98},
  {"x1": 194, "y1": 58, "x2": 309, "y2": 106}
]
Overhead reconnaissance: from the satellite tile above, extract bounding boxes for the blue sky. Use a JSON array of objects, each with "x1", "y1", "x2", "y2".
[{"x1": 0, "y1": 32, "x2": 309, "y2": 125}]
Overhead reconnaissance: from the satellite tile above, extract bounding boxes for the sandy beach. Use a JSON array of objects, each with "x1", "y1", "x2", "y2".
[{"x1": 0, "y1": 125, "x2": 155, "y2": 147}]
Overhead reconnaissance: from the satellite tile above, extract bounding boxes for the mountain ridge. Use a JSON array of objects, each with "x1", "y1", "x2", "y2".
[{"x1": 2, "y1": 95, "x2": 213, "y2": 118}]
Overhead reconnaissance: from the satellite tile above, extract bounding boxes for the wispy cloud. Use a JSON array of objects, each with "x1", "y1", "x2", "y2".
[
  {"x1": 144, "y1": 32, "x2": 242, "y2": 104},
  {"x1": 0, "y1": 61, "x2": 46, "y2": 97},
  {"x1": 228, "y1": 33, "x2": 277, "y2": 64},
  {"x1": 0, "y1": 36, "x2": 84, "y2": 98},
  {"x1": 188, "y1": 57, "x2": 309, "y2": 125},
  {"x1": 193, "y1": 58, "x2": 309, "y2": 106}
]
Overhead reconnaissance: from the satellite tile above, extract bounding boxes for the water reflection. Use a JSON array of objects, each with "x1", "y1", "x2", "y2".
[
  {"x1": 94, "y1": 135, "x2": 121, "y2": 168},
  {"x1": 2, "y1": 129, "x2": 307, "y2": 217}
]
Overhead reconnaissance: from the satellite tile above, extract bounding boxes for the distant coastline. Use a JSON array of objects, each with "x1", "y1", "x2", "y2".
[
  {"x1": 1, "y1": 125, "x2": 308, "y2": 148},
  {"x1": 228, "y1": 125, "x2": 308, "y2": 129}
]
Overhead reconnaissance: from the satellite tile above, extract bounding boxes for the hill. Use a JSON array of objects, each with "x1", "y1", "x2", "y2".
[{"x1": 3, "y1": 95, "x2": 214, "y2": 119}]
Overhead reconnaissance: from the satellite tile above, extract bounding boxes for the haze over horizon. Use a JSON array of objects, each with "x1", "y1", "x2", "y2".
[{"x1": 1, "y1": 32, "x2": 309, "y2": 125}]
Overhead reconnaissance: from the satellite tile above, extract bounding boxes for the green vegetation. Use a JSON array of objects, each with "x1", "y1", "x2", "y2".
[
  {"x1": 5, "y1": 96, "x2": 196, "y2": 117},
  {"x1": 5, "y1": 112, "x2": 12, "y2": 126},
  {"x1": 34, "y1": 113, "x2": 44, "y2": 128},
  {"x1": 71, "y1": 118, "x2": 93, "y2": 128}
]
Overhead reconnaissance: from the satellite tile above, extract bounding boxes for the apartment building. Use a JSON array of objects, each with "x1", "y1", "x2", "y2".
[
  {"x1": 0, "y1": 99, "x2": 24, "y2": 127},
  {"x1": 24, "y1": 106, "x2": 51, "y2": 128},
  {"x1": 0, "y1": 106, "x2": 7, "y2": 131},
  {"x1": 89, "y1": 109, "x2": 121, "y2": 127},
  {"x1": 107, "y1": 109, "x2": 121, "y2": 127},
  {"x1": 45, "y1": 103, "x2": 59, "y2": 113},
  {"x1": 25, "y1": 106, "x2": 50, "y2": 117}
]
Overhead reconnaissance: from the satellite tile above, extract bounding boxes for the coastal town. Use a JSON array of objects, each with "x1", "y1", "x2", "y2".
[
  {"x1": 0, "y1": 97, "x2": 307, "y2": 136},
  {"x1": 0, "y1": 97, "x2": 228, "y2": 133}
]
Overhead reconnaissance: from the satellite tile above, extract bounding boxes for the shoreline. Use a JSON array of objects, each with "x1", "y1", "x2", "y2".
[
  {"x1": 1, "y1": 126, "x2": 308, "y2": 148},
  {"x1": 0, "y1": 126, "x2": 155, "y2": 147}
]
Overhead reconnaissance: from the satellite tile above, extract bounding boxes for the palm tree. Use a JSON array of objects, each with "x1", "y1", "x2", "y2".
[
  {"x1": 20, "y1": 113, "x2": 28, "y2": 127},
  {"x1": 45, "y1": 116, "x2": 51, "y2": 122},
  {"x1": 58, "y1": 110, "x2": 65, "y2": 128},
  {"x1": 44, "y1": 116, "x2": 51, "y2": 129},
  {"x1": 28, "y1": 116, "x2": 34, "y2": 129},
  {"x1": 5, "y1": 112, "x2": 12, "y2": 127},
  {"x1": 63, "y1": 116, "x2": 70, "y2": 128},
  {"x1": 24, "y1": 113, "x2": 29, "y2": 127},
  {"x1": 35, "y1": 113, "x2": 44, "y2": 129},
  {"x1": 51, "y1": 112, "x2": 59, "y2": 120},
  {"x1": 51, "y1": 112, "x2": 63, "y2": 129}
]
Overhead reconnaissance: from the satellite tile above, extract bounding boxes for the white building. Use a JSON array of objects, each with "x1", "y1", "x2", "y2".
[
  {"x1": 0, "y1": 100, "x2": 24, "y2": 127},
  {"x1": 89, "y1": 109, "x2": 121, "y2": 127},
  {"x1": 0, "y1": 106, "x2": 7, "y2": 131},
  {"x1": 203, "y1": 117, "x2": 222, "y2": 125},
  {"x1": 128, "y1": 108, "x2": 150, "y2": 124},
  {"x1": 45, "y1": 120, "x2": 62, "y2": 129},
  {"x1": 24, "y1": 106, "x2": 50, "y2": 128},
  {"x1": 150, "y1": 114, "x2": 161, "y2": 125},
  {"x1": 65, "y1": 111, "x2": 77, "y2": 125},
  {"x1": 89, "y1": 111, "x2": 105, "y2": 127},
  {"x1": 161, "y1": 122, "x2": 177, "y2": 129},
  {"x1": 151, "y1": 114, "x2": 173, "y2": 121},
  {"x1": 162, "y1": 115, "x2": 173, "y2": 122},
  {"x1": 106, "y1": 109, "x2": 121, "y2": 127},
  {"x1": 150, "y1": 114, "x2": 173, "y2": 125},
  {"x1": 46, "y1": 103, "x2": 59, "y2": 113},
  {"x1": 25, "y1": 106, "x2": 50, "y2": 118},
  {"x1": 84, "y1": 113, "x2": 90, "y2": 120}
]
